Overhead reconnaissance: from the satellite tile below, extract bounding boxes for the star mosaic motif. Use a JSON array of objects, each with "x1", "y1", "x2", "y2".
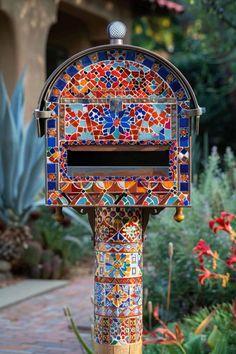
[
  {"x1": 107, "y1": 284, "x2": 129, "y2": 307},
  {"x1": 106, "y1": 254, "x2": 131, "y2": 277}
]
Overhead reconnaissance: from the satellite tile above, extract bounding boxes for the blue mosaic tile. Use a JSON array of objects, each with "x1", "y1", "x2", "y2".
[
  {"x1": 180, "y1": 118, "x2": 189, "y2": 128},
  {"x1": 48, "y1": 95, "x2": 58, "y2": 102},
  {"x1": 47, "y1": 164, "x2": 56, "y2": 173},
  {"x1": 48, "y1": 181, "x2": 56, "y2": 191},
  {"x1": 66, "y1": 65, "x2": 78, "y2": 77},
  {"x1": 47, "y1": 119, "x2": 56, "y2": 128},
  {"x1": 180, "y1": 137, "x2": 189, "y2": 147},
  {"x1": 180, "y1": 164, "x2": 189, "y2": 174},
  {"x1": 55, "y1": 78, "x2": 67, "y2": 90},
  {"x1": 170, "y1": 80, "x2": 182, "y2": 92},
  {"x1": 180, "y1": 182, "x2": 189, "y2": 191},
  {"x1": 47, "y1": 137, "x2": 56, "y2": 147}
]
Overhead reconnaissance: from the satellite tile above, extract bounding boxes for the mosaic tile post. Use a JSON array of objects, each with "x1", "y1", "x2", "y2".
[{"x1": 94, "y1": 207, "x2": 143, "y2": 353}]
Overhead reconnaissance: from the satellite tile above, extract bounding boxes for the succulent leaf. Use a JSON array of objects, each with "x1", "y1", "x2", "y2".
[{"x1": 0, "y1": 76, "x2": 44, "y2": 225}]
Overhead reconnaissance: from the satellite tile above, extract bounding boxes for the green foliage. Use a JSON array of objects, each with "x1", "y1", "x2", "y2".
[
  {"x1": 173, "y1": 1, "x2": 236, "y2": 153},
  {"x1": 20, "y1": 241, "x2": 42, "y2": 267},
  {"x1": 132, "y1": 16, "x2": 175, "y2": 52},
  {"x1": 14, "y1": 206, "x2": 93, "y2": 279},
  {"x1": 144, "y1": 147, "x2": 236, "y2": 321},
  {"x1": 183, "y1": 304, "x2": 236, "y2": 353},
  {"x1": 33, "y1": 206, "x2": 93, "y2": 266},
  {"x1": 132, "y1": 2, "x2": 236, "y2": 156},
  {"x1": 0, "y1": 75, "x2": 44, "y2": 226},
  {"x1": 144, "y1": 304, "x2": 235, "y2": 354}
]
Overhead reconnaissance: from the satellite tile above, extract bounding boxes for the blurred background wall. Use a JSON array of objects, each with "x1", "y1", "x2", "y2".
[
  {"x1": 0, "y1": 0, "x2": 182, "y2": 122},
  {"x1": 0, "y1": 0, "x2": 132, "y2": 121}
]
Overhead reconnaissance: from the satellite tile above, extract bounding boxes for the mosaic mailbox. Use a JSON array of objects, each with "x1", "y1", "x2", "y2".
[{"x1": 35, "y1": 21, "x2": 204, "y2": 354}]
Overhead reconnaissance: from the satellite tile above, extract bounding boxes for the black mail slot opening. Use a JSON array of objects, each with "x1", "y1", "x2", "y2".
[{"x1": 67, "y1": 150, "x2": 169, "y2": 177}]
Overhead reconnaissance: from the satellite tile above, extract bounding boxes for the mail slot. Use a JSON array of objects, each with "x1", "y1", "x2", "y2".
[{"x1": 66, "y1": 147, "x2": 170, "y2": 177}]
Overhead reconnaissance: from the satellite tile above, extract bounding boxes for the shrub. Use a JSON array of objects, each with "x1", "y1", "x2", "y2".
[
  {"x1": 143, "y1": 303, "x2": 236, "y2": 354},
  {"x1": 144, "y1": 147, "x2": 236, "y2": 320}
]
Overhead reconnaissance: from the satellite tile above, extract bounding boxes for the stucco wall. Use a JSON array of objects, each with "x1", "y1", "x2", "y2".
[{"x1": 0, "y1": 0, "x2": 132, "y2": 121}]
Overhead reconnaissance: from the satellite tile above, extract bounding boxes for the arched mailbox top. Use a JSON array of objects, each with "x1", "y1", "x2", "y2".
[
  {"x1": 38, "y1": 44, "x2": 200, "y2": 113},
  {"x1": 36, "y1": 43, "x2": 204, "y2": 208}
]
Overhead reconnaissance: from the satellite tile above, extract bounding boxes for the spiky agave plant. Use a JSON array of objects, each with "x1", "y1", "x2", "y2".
[{"x1": 0, "y1": 74, "x2": 44, "y2": 261}]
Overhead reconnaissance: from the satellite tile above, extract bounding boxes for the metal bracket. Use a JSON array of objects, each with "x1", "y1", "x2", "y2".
[
  {"x1": 182, "y1": 106, "x2": 206, "y2": 135},
  {"x1": 182, "y1": 107, "x2": 205, "y2": 118},
  {"x1": 34, "y1": 109, "x2": 52, "y2": 137}
]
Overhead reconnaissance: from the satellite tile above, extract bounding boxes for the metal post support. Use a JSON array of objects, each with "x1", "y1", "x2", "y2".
[{"x1": 94, "y1": 207, "x2": 143, "y2": 353}]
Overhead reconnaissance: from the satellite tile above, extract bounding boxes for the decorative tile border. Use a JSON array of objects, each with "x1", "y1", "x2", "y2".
[{"x1": 95, "y1": 315, "x2": 143, "y2": 345}]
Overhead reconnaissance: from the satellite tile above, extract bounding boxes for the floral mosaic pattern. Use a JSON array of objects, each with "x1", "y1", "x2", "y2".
[
  {"x1": 95, "y1": 252, "x2": 142, "y2": 278},
  {"x1": 94, "y1": 208, "x2": 143, "y2": 345},
  {"x1": 64, "y1": 102, "x2": 173, "y2": 141},
  {"x1": 44, "y1": 48, "x2": 191, "y2": 207}
]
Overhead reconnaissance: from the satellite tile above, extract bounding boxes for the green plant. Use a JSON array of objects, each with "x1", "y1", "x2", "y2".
[
  {"x1": 0, "y1": 74, "x2": 44, "y2": 262},
  {"x1": 132, "y1": 2, "x2": 236, "y2": 155},
  {"x1": 193, "y1": 211, "x2": 236, "y2": 289},
  {"x1": 64, "y1": 307, "x2": 94, "y2": 354},
  {"x1": 20, "y1": 241, "x2": 42, "y2": 267},
  {"x1": 143, "y1": 303, "x2": 236, "y2": 354},
  {"x1": 183, "y1": 303, "x2": 236, "y2": 353},
  {"x1": 144, "y1": 147, "x2": 236, "y2": 320},
  {"x1": 0, "y1": 74, "x2": 44, "y2": 226},
  {"x1": 12, "y1": 205, "x2": 93, "y2": 279},
  {"x1": 31, "y1": 206, "x2": 93, "y2": 271}
]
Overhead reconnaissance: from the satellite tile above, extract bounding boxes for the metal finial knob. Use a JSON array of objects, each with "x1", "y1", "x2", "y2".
[{"x1": 107, "y1": 21, "x2": 127, "y2": 44}]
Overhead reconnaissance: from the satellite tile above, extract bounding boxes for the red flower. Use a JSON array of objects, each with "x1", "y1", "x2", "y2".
[
  {"x1": 226, "y1": 255, "x2": 236, "y2": 268},
  {"x1": 193, "y1": 239, "x2": 218, "y2": 269},
  {"x1": 226, "y1": 247, "x2": 236, "y2": 268},
  {"x1": 233, "y1": 299, "x2": 236, "y2": 323},
  {"x1": 196, "y1": 266, "x2": 230, "y2": 287},
  {"x1": 197, "y1": 266, "x2": 215, "y2": 285},
  {"x1": 153, "y1": 305, "x2": 159, "y2": 321},
  {"x1": 193, "y1": 239, "x2": 214, "y2": 259},
  {"x1": 155, "y1": 324, "x2": 184, "y2": 345},
  {"x1": 209, "y1": 212, "x2": 236, "y2": 238},
  {"x1": 143, "y1": 305, "x2": 184, "y2": 347}
]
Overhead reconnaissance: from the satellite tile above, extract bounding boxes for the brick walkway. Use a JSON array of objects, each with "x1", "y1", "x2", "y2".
[{"x1": 0, "y1": 275, "x2": 93, "y2": 354}]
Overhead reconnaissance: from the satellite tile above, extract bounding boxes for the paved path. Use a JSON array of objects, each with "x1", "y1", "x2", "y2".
[
  {"x1": 0, "y1": 275, "x2": 93, "y2": 354},
  {"x1": 0, "y1": 280, "x2": 68, "y2": 309}
]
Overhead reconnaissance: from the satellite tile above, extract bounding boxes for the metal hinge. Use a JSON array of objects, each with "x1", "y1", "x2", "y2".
[
  {"x1": 182, "y1": 107, "x2": 206, "y2": 134},
  {"x1": 34, "y1": 109, "x2": 52, "y2": 137}
]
